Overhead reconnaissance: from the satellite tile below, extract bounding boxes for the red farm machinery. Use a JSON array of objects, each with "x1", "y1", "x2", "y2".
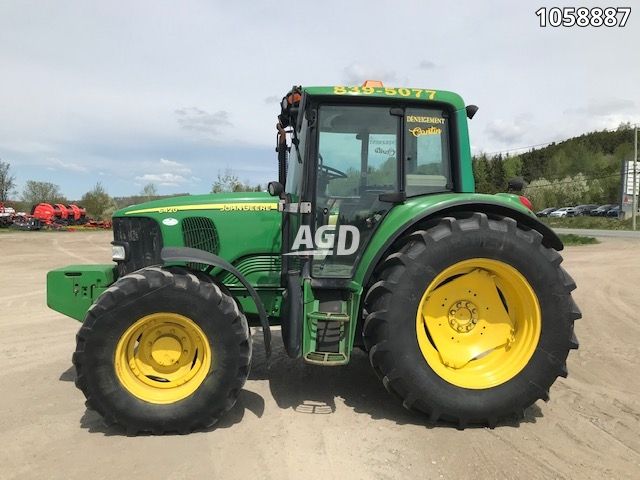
[
  {"x1": 31, "y1": 203, "x2": 87, "y2": 226},
  {"x1": 0, "y1": 203, "x2": 16, "y2": 227}
]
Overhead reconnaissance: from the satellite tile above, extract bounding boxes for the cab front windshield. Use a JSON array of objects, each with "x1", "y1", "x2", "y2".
[{"x1": 313, "y1": 104, "x2": 451, "y2": 278}]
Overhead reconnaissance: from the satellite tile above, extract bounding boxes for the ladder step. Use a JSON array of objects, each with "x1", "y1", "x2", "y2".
[
  {"x1": 304, "y1": 351, "x2": 348, "y2": 366},
  {"x1": 307, "y1": 311, "x2": 350, "y2": 322},
  {"x1": 301, "y1": 286, "x2": 361, "y2": 366}
]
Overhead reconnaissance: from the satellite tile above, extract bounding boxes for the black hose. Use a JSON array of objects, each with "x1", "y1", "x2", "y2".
[{"x1": 278, "y1": 143, "x2": 288, "y2": 186}]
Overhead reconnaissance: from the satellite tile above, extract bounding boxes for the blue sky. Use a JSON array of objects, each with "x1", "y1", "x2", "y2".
[{"x1": 1, "y1": 0, "x2": 638, "y2": 199}]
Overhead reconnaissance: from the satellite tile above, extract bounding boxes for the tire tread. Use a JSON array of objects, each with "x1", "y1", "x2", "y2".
[{"x1": 363, "y1": 212, "x2": 579, "y2": 428}]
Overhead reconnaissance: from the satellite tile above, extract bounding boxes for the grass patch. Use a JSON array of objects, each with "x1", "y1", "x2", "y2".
[
  {"x1": 67, "y1": 226, "x2": 112, "y2": 232},
  {"x1": 558, "y1": 233, "x2": 599, "y2": 246},
  {"x1": 542, "y1": 216, "x2": 634, "y2": 230}
]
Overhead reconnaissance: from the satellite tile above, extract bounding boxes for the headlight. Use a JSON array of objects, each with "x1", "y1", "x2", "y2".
[{"x1": 112, "y1": 244, "x2": 126, "y2": 261}]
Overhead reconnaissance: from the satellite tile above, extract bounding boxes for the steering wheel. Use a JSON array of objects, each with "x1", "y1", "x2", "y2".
[{"x1": 318, "y1": 154, "x2": 348, "y2": 180}]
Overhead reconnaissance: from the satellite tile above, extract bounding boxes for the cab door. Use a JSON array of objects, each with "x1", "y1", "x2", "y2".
[
  {"x1": 312, "y1": 104, "x2": 400, "y2": 278},
  {"x1": 278, "y1": 114, "x2": 309, "y2": 358}
]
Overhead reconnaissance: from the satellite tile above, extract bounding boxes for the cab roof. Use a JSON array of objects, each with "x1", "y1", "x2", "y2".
[{"x1": 302, "y1": 84, "x2": 466, "y2": 110}]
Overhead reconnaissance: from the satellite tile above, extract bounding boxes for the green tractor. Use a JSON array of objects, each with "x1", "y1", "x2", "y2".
[{"x1": 47, "y1": 82, "x2": 580, "y2": 433}]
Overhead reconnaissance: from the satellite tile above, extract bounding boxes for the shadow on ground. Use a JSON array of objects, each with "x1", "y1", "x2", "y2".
[
  {"x1": 249, "y1": 329, "x2": 543, "y2": 429},
  {"x1": 60, "y1": 328, "x2": 543, "y2": 435},
  {"x1": 75, "y1": 388, "x2": 266, "y2": 436},
  {"x1": 60, "y1": 366, "x2": 265, "y2": 436}
]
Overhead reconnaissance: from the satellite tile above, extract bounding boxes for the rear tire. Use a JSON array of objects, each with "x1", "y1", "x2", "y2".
[
  {"x1": 73, "y1": 266, "x2": 251, "y2": 434},
  {"x1": 363, "y1": 213, "x2": 580, "y2": 427}
]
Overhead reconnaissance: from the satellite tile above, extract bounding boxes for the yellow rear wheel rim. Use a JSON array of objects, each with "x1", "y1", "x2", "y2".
[
  {"x1": 416, "y1": 258, "x2": 541, "y2": 389},
  {"x1": 115, "y1": 312, "x2": 212, "y2": 404}
]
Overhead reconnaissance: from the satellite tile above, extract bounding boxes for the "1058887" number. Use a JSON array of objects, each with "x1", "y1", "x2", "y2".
[{"x1": 535, "y1": 7, "x2": 631, "y2": 27}]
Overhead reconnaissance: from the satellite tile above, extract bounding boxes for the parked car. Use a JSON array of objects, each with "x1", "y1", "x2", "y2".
[
  {"x1": 549, "y1": 207, "x2": 575, "y2": 218},
  {"x1": 591, "y1": 204, "x2": 615, "y2": 216},
  {"x1": 573, "y1": 204, "x2": 598, "y2": 216},
  {"x1": 536, "y1": 207, "x2": 557, "y2": 217},
  {"x1": 606, "y1": 205, "x2": 621, "y2": 218}
]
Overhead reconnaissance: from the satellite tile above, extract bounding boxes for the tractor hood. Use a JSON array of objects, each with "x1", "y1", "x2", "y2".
[
  {"x1": 114, "y1": 191, "x2": 278, "y2": 217},
  {"x1": 112, "y1": 191, "x2": 282, "y2": 291}
]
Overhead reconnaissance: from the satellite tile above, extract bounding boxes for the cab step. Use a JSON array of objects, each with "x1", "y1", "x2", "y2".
[
  {"x1": 304, "y1": 351, "x2": 348, "y2": 365},
  {"x1": 307, "y1": 311, "x2": 350, "y2": 322},
  {"x1": 302, "y1": 284, "x2": 361, "y2": 366}
]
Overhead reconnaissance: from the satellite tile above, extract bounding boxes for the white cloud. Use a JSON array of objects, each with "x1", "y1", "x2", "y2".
[
  {"x1": 135, "y1": 158, "x2": 195, "y2": 186},
  {"x1": 564, "y1": 98, "x2": 636, "y2": 116},
  {"x1": 342, "y1": 62, "x2": 398, "y2": 85},
  {"x1": 43, "y1": 157, "x2": 88, "y2": 173},
  {"x1": 418, "y1": 60, "x2": 436, "y2": 70},
  {"x1": 175, "y1": 107, "x2": 231, "y2": 136},
  {"x1": 159, "y1": 158, "x2": 191, "y2": 173},
  {"x1": 135, "y1": 172, "x2": 189, "y2": 187},
  {"x1": 484, "y1": 117, "x2": 532, "y2": 146}
]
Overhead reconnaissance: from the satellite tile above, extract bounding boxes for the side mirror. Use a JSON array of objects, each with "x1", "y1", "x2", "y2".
[
  {"x1": 507, "y1": 177, "x2": 525, "y2": 192},
  {"x1": 466, "y1": 105, "x2": 479, "y2": 119},
  {"x1": 268, "y1": 181, "x2": 284, "y2": 197}
]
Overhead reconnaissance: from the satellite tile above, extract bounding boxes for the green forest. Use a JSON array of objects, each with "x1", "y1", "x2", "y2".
[{"x1": 473, "y1": 123, "x2": 636, "y2": 209}]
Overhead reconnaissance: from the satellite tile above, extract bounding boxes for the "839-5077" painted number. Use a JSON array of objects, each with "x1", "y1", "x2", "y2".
[{"x1": 535, "y1": 7, "x2": 631, "y2": 27}]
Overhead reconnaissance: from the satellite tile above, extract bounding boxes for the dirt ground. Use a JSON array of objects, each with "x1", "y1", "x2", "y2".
[{"x1": 1, "y1": 230, "x2": 639, "y2": 480}]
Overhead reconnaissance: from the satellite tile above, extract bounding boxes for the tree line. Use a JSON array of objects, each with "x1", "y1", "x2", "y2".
[
  {"x1": 0, "y1": 161, "x2": 264, "y2": 220},
  {"x1": 2, "y1": 124, "x2": 633, "y2": 218},
  {"x1": 211, "y1": 169, "x2": 263, "y2": 193},
  {"x1": 473, "y1": 123, "x2": 635, "y2": 209},
  {"x1": 0, "y1": 160, "x2": 169, "y2": 219}
]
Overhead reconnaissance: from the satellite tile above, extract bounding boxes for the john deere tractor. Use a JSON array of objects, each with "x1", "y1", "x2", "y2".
[{"x1": 47, "y1": 82, "x2": 580, "y2": 433}]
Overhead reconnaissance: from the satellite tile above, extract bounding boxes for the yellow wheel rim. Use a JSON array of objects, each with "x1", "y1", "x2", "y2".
[
  {"x1": 114, "y1": 312, "x2": 212, "y2": 404},
  {"x1": 416, "y1": 258, "x2": 541, "y2": 389}
]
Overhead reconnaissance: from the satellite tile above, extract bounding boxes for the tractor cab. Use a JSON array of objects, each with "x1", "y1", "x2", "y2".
[{"x1": 271, "y1": 82, "x2": 461, "y2": 364}]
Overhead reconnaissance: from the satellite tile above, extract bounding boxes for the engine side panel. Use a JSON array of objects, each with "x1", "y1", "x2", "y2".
[{"x1": 115, "y1": 192, "x2": 282, "y2": 273}]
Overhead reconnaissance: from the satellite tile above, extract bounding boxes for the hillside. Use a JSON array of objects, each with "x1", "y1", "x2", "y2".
[{"x1": 473, "y1": 123, "x2": 637, "y2": 209}]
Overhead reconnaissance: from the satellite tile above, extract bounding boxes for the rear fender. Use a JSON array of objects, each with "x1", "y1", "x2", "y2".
[{"x1": 357, "y1": 199, "x2": 563, "y2": 295}]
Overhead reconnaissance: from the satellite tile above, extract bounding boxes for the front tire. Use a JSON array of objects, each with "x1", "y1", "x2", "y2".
[
  {"x1": 363, "y1": 213, "x2": 580, "y2": 428},
  {"x1": 73, "y1": 267, "x2": 251, "y2": 434}
]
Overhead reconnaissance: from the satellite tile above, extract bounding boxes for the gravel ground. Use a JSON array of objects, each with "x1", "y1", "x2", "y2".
[{"x1": 1, "y1": 230, "x2": 639, "y2": 479}]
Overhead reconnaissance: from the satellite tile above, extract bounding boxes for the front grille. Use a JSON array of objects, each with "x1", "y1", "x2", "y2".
[
  {"x1": 182, "y1": 217, "x2": 219, "y2": 271},
  {"x1": 182, "y1": 217, "x2": 219, "y2": 254},
  {"x1": 113, "y1": 217, "x2": 163, "y2": 276}
]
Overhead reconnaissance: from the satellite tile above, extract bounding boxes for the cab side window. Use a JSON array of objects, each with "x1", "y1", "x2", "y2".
[{"x1": 404, "y1": 108, "x2": 451, "y2": 196}]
